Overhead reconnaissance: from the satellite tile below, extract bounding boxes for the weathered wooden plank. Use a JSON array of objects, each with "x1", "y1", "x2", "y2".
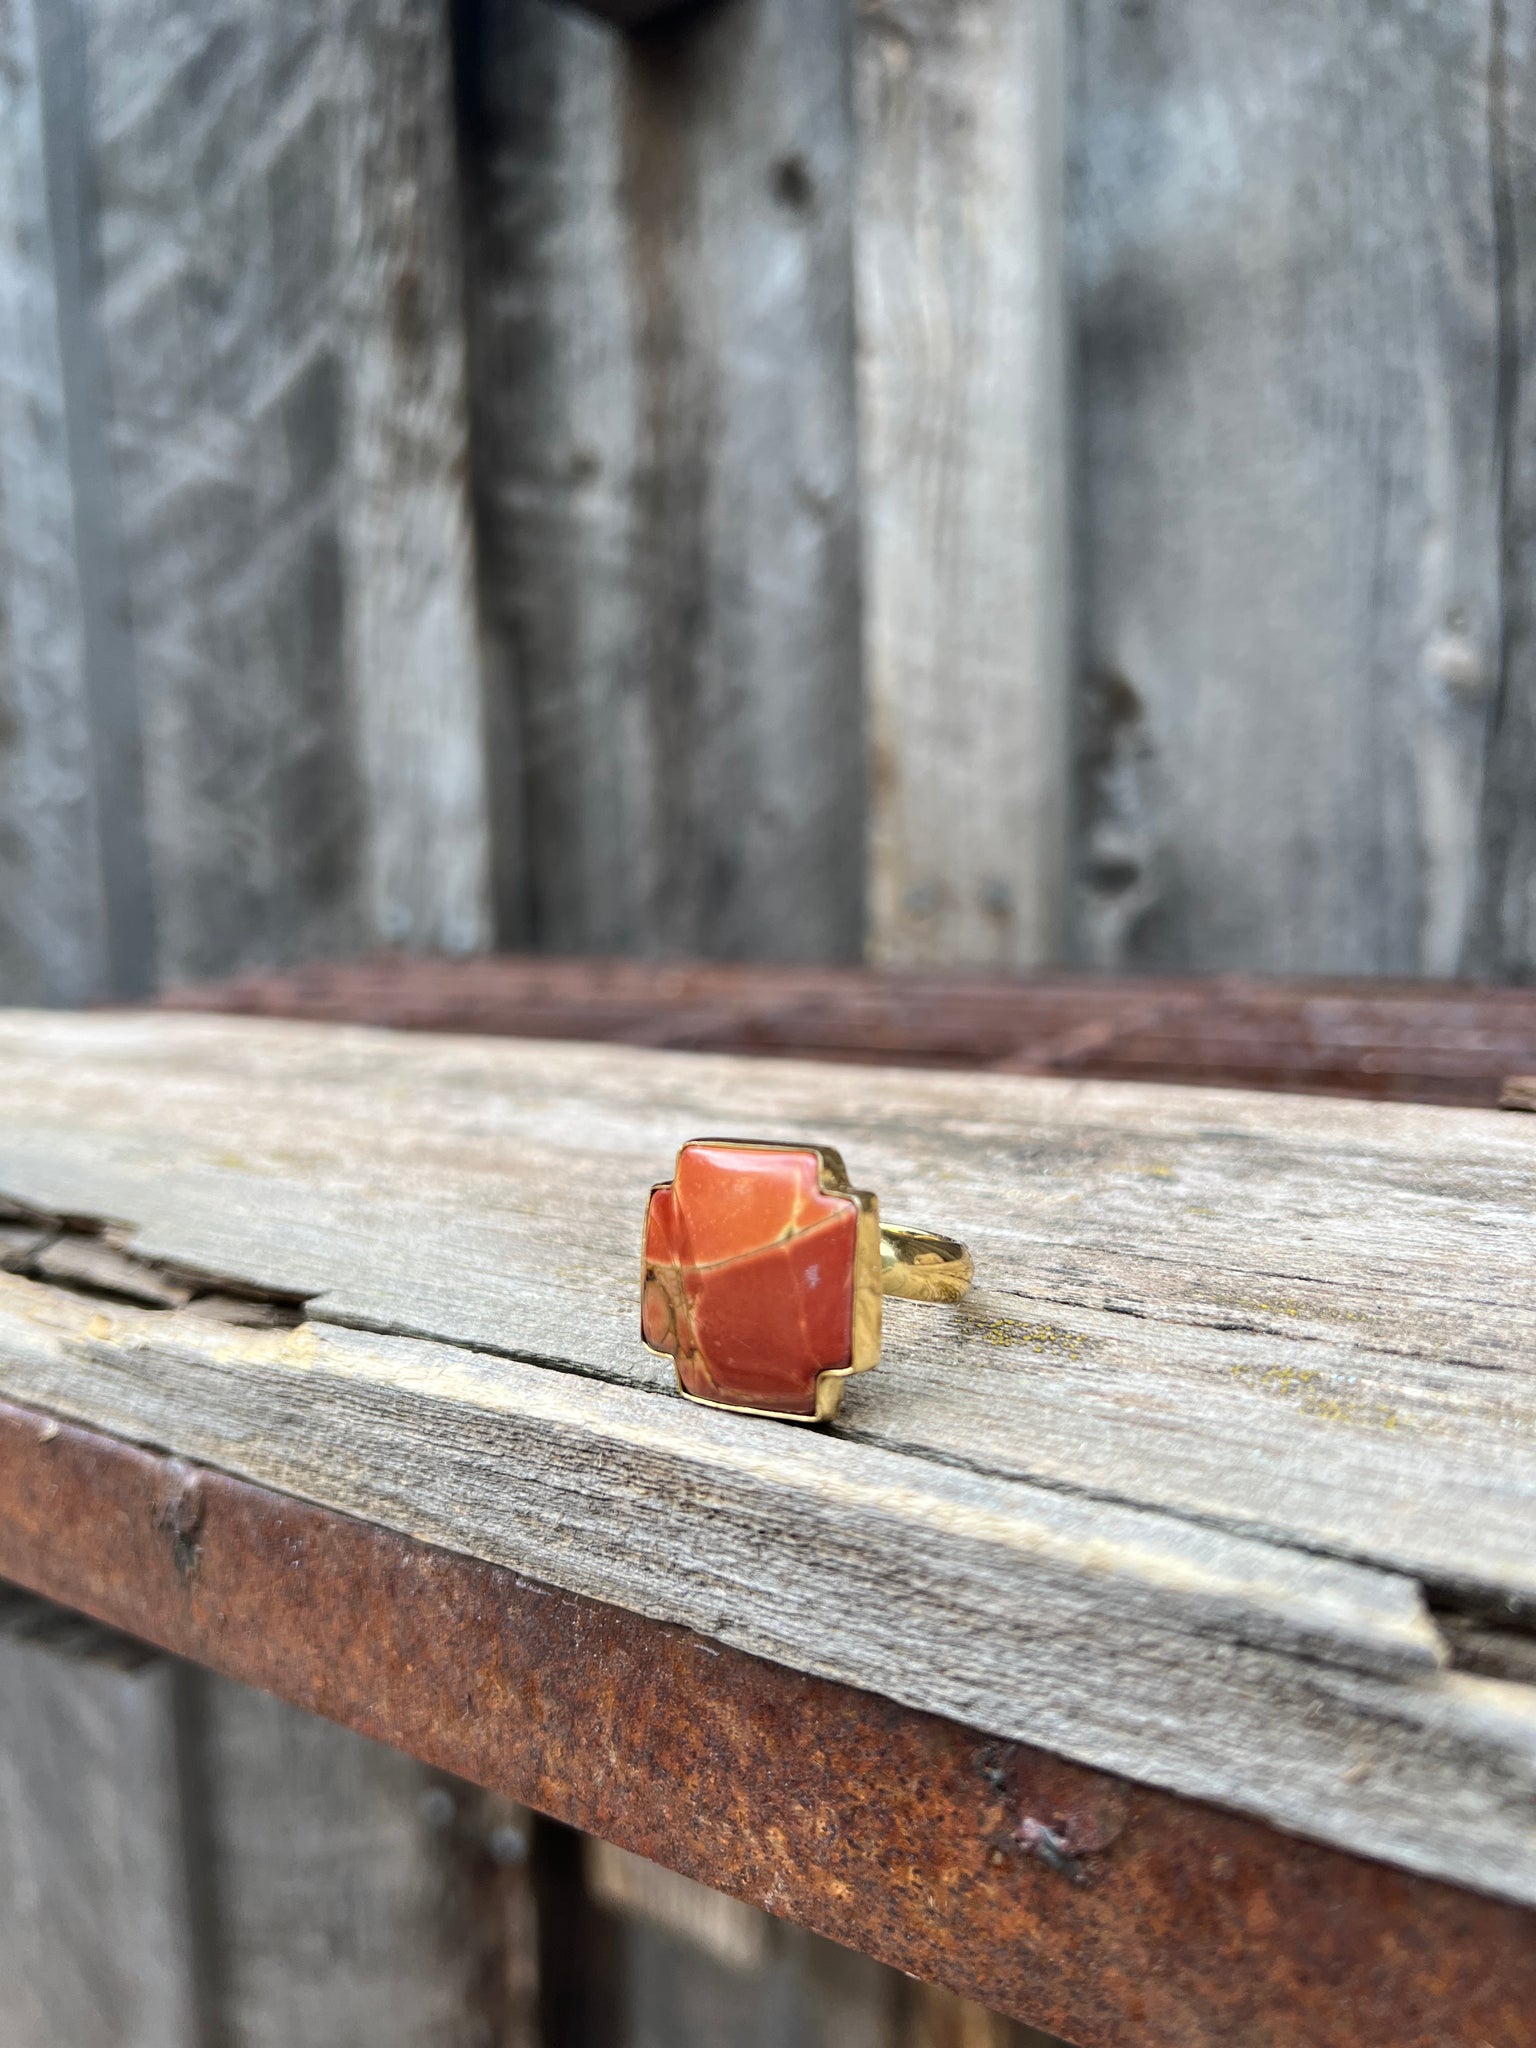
[
  {"x1": 333, "y1": 0, "x2": 492, "y2": 961},
  {"x1": 555, "y1": 0, "x2": 704, "y2": 22},
  {"x1": 2, "y1": 1014, "x2": 1532, "y2": 1607},
  {"x1": 5, "y1": 1409, "x2": 1531, "y2": 2048},
  {"x1": 457, "y1": 0, "x2": 864, "y2": 958},
  {"x1": 1468, "y1": 5, "x2": 1536, "y2": 974},
  {"x1": 0, "y1": 1015, "x2": 1533, "y2": 1902},
  {"x1": 81, "y1": 0, "x2": 490, "y2": 981},
  {"x1": 4, "y1": 1270, "x2": 1535, "y2": 1909},
  {"x1": 0, "y1": 1584, "x2": 529, "y2": 2048},
  {"x1": 0, "y1": 0, "x2": 110, "y2": 1005},
  {"x1": 0, "y1": 1620, "x2": 201, "y2": 2048},
  {"x1": 196, "y1": 1675, "x2": 503, "y2": 2048},
  {"x1": 587, "y1": 1837, "x2": 772, "y2": 1975},
  {"x1": 1072, "y1": 0, "x2": 1508, "y2": 974},
  {"x1": 32, "y1": 0, "x2": 159, "y2": 997},
  {"x1": 855, "y1": 0, "x2": 1068, "y2": 969}
]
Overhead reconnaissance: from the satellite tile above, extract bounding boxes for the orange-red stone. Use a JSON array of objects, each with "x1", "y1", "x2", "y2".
[{"x1": 641, "y1": 1142, "x2": 858, "y2": 1416}]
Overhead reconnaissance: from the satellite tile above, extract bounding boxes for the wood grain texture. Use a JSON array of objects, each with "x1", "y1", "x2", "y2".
[
  {"x1": 0, "y1": 1595, "x2": 525, "y2": 2048},
  {"x1": 856, "y1": 0, "x2": 1069, "y2": 969},
  {"x1": 334, "y1": 0, "x2": 492, "y2": 961},
  {"x1": 81, "y1": 0, "x2": 490, "y2": 983},
  {"x1": 0, "y1": 1629, "x2": 201, "y2": 2048},
  {"x1": 555, "y1": 0, "x2": 707, "y2": 21},
  {"x1": 457, "y1": 0, "x2": 864, "y2": 959},
  {"x1": 7, "y1": 1275, "x2": 1533, "y2": 1907},
  {"x1": 1469, "y1": 5, "x2": 1536, "y2": 976},
  {"x1": 0, "y1": 0, "x2": 109, "y2": 1006},
  {"x1": 1071, "y1": 0, "x2": 1511, "y2": 975},
  {"x1": 5, "y1": 1013, "x2": 1533, "y2": 1604},
  {"x1": 32, "y1": 0, "x2": 159, "y2": 998},
  {"x1": 196, "y1": 1674, "x2": 499, "y2": 2048},
  {"x1": 0, "y1": 1013, "x2": 1534, "y2": 1905}
]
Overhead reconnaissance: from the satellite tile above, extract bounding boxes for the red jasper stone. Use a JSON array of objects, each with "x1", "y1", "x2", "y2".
[{"x1": 641, "y1": 1142, "x2": 858, "y2": 1416}]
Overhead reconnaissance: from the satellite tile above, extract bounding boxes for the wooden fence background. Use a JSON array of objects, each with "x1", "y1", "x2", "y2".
[
  {"x1": 7, "y1": 0, "x2": 1533, "y2": 1007},
  {"x1": 1, "y1": 0, "x2": 1534, "y2": 2042}
]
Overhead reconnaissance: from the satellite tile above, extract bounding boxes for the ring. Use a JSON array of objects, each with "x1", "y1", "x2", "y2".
[{"x1": 640, "y1": 1139, "x2": 974, "y2": 1422}]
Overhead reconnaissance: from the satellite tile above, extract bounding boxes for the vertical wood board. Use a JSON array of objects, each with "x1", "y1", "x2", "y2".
[
  {"x1": 32, "y1": 0, "x2": 158, "y2": 996},
  {"x1": 857, "y1": 0, "x2": 1069, "y2": 969},
  {"x1": 1072, "y1": 0, "x2": 1508, "y2": 976},
  {"x1": 0, "y1": 1624, "x2": 201, "y2": 2048},
  {"x1": 1469, "y1": 3, "x2": 1536, "y2": 976},
  {"x1": 0, "y1": 0, "x2": 108, "y2": 1005},
  {"x1": 198, "y1": 1674, "x2": 500, "y2": 2048},
  {"x1": 80, "y1": 0, "x2": 491, "y2": 982},
  {"x1": 335, "y1": 0, "x2": 492, "y2": 959},
  {"x1": 459, "y1": 0, "x2": 865, "y2": 960}
]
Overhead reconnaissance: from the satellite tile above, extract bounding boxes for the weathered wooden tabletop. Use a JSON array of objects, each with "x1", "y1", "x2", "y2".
[{"x1": 0, "y1": 1011, "x2": 1533, "y2": 2043}]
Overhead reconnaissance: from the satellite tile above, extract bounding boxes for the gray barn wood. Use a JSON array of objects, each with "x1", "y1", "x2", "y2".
[
  {"x1": 0, "y1": 1013, "x2": 1533, "y2": 1909},
  {"x1": 1071, "y1": 0, "x2": 1528, "y2": 977},
  {"x1": 5, "y1": 9, "x2": 506, "y2": 2027},
  {"x1": 5, "y1": 3, "x2": 1536, "y2": 2037},
  {"x1": 0, "y1": 0, "x2": 111, "y2": 1007},
  {"x1": 196, "y1": 1675, "x2": 499, "y2": 2048},
  {"x1": 1469, "y1": 4, "x2": 1536, "y2": 976},
  {"x1": 856, "y1": 0, "x2": 1068, "y2": 970},
  {"x1": 459, "y1": 0, "x2": 864, "y2": 959},
  {"x1": 80, "y1": 0, "x2": 491, "y2": 983},
  {"x1": 0, "y1": 1613, "x2": 201, "y2": 2048},
  {"x1": 0, "y1": 1586, "x2": 531, "y2": 2048},
  {"x1": 333, "y1": 0, "x2": 493, "y2": 961}
]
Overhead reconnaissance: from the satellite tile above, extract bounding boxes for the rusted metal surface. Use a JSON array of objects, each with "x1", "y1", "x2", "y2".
[
  {"x1": 158, "y1": 953, "x2": 1536, "y2": 1105},
  {"x1": 1, "y1": 1395, "x2": 1530, "y2": 2048}
]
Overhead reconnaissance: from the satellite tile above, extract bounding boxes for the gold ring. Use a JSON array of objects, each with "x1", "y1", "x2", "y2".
[{"x1": 640, "y1": 1139, "x2": 974, "y2": 1422}]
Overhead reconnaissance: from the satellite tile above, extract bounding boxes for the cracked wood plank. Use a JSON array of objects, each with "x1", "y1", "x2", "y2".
[
  {"x1": 8, "y1": 1276, "x2": 1536, "y2": 1911},
  {"x1": 1, "y1": 1012, "x2": 1532, "y2": 1602},
  {"x1": 0, "y1": 1013, "x2": 1532, "y2": 1904}
]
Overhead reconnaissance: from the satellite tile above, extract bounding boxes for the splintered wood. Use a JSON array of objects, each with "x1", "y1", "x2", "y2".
[{"x1": 0, "y1": 1012, "x2": 1532, "y2": 1909}]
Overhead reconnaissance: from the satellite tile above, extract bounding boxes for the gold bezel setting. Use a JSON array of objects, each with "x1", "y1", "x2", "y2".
[{"x1": 640, "y1": 1138, "x2": 882, "y2": 1425}]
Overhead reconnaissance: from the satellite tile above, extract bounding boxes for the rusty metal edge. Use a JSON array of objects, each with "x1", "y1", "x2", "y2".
[
  {"x1": 1, "y1": 1394, "x2": 1531, "y2": 2048},
  {"x1": 154, "y1": 953, "x2": 1536, "y2": 1107}
]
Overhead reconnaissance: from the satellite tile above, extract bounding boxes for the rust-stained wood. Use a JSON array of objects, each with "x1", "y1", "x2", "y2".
[
  {"x1": 1, "y1": 1400, "x2": 1531, "y2": 2048},
  {"x1": 161, "y1": 951, "x2": 1536, "y2": 1106},
  {"x1": 1, "y1": 1012, "x2": 1534, "y2": 1912}
]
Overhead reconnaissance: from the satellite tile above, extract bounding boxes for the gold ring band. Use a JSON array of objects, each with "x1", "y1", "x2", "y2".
[{"x1": 880, "y1": 1225, "x2": 975, "y2": 1303}]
